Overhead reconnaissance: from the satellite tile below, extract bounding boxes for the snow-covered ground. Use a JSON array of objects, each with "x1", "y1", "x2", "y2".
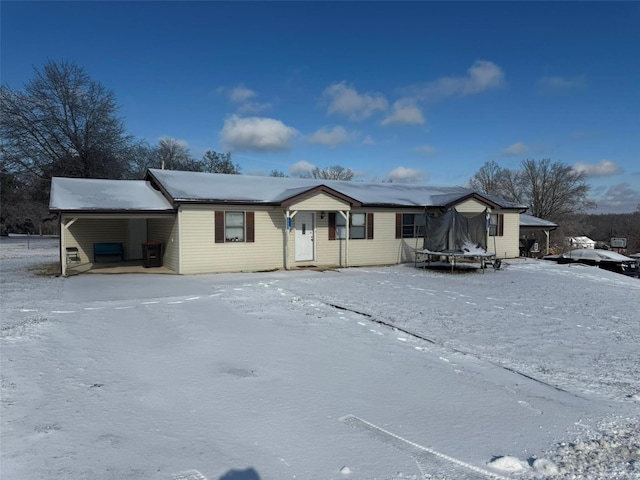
[{"x1": 1, "y1": 236, "x2": 639, "y2": 480}]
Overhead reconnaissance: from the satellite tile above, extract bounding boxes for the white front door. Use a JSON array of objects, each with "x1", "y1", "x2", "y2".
[
  {"x1": 127, "y1": 218, "x2": 147, "y2": 260},
  {"x1": 294, "y1": 212, "x2": 314, "y2": 262}
]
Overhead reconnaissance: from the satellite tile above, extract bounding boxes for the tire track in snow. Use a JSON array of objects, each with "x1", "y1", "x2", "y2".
[
  {"x1": 325, "y1": 301, "x2": 582, "y2": 398},
  {"x1": 340, "y1": 414, "x2": 509, "y2": 480}
]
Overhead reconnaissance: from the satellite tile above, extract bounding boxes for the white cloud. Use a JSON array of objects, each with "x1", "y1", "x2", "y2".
[
  {"x1": 381, "y1": 100, "x2": 425, "y2": 126},
  {"x1": 308, "y1": 126, "x2": 351, "y2": 148},
  {"x1": 590, "y1": 182, "x2": 640, "y2": 214},
  {"x1": 289, "y1": 160, "x2": 316, "y2": 177},
  {"x1": 573, "y1": 159, "x2": 621, "y2": 177},
  {"x1": 385, "y1": 166, "x2": 426, "y2": 183},
  {"x1": 500, "y1": 142, "x2": 529, "y2": 156},
  {"x1": 322, "y1": 81, "x2": 388, "y2": 121},
  {"x1": 414, "y1": 145, "x2": 436, "y2": 155},
  {"x1": 236, "y1": 101, "x2": 272, "y2": 115},
  {"x1": 405, "y1": 60, "x2": 505, "y2": 101},
  {"x1": 229, "y1": 84, "x2": 257, "y2": 102},
  {"x1": 537, "y1": 75, "x2": 586, "y2": 91},
  {"x1": 361, "y1": 135, "x2": 375, "y2": 146},
  {"x1": 220, "y1": 115, "x2": 298, "y2": 152}
]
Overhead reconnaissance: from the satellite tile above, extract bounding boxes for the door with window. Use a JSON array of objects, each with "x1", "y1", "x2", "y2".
[{"x1": 295, "y1": 212, "x2": 314, "y2": 261}]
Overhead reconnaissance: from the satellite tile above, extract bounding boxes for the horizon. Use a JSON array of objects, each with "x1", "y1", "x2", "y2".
[{"x1": 2, "y1": 1, "x2": 639, "y2": 213}]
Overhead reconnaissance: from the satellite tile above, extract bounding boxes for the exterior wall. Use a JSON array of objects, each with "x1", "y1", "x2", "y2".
[
  {"x1": 148, "y1": 216, "x2": 179, "y2": 272},
  {"x1": 488, "y1": 211, "x2": 520, "y2": 258},
  {"x1": 288, "y1": 209, "x2": 424, "y2": 269},
  {"x1": 344, "y1": 209, "x2": 420, "y2": 266},
  {"x1": 64, "y1": 217, "x2": 128, "y2": 264},
  {"x1": 179, "y1": 205, "x2": 286, "y2": 274},
  {"x1": 288, "y1": 192, "x2": 350, "y2": 212}
]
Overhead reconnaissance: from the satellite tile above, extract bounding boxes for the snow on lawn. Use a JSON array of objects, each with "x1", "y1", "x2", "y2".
[{"x1": 1, "y1": 237, "x2": 639, "y2": 480}]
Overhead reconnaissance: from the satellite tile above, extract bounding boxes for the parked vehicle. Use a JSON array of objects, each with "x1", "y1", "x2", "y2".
[{"x1": 557, "y1": 249, "x2": 639, "y2": 277}]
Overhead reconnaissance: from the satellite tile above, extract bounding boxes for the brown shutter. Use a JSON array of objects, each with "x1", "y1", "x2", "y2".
[
  {"x1": 328, "y1": 212, "x2": 336, "y2": 240},
  {"x1": 498, "y1": 214, "x2": 504, "y2": 236},
  {"x1": 367, "y1": 212, "x2": 374, "y2": 239},
  {"x1": 246, "y1": 211, "x2": 255, "y2": 242},
  {"x1": 215, "y1": 211, "x2": 225, "y2": 243},
  {"x1": 395, "y1": 213, "x2": 402, "y2": 239}
]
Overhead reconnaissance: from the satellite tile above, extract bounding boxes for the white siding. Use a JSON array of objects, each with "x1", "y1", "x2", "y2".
[
  {"x1": 289, "y1": 192, "x2": 350, "y2": 211},
  {"x1": 455, "y1": 198, "x2": 488, "y2": 213},
  {"x1": 489, "y1": 211, "x2": 520, "y2": 258},
  {"x1": 296, "y1": 209, "x2": 423, "y2": 268},
  {"x1": 148, "y1": 216, "x2": 179, "y2": 272},
  {"x1": 180, "y1": 205, "x2": 286, "y2": 274}
]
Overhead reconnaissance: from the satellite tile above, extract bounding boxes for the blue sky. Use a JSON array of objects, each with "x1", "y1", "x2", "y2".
[{"x1": 2, "y1": 1, "x2": 639, "y2": 213}]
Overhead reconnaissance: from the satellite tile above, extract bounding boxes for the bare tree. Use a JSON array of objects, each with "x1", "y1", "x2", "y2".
[
  {"x1": 1, "y1": 60, "x2": 130, "y2": 180},
  {"x1": 1, "y1": 60, "x2": 132, "y2": 232},
  {"x1": 306, "y1": 165, "x2": 354, "y2": 181},
  {"x1": 200, "y1": 150, "x2": 240, "y2": 174},
  {"x1": 520, "y1": 158, "x2": 594, "y2": 220},
  {"x1": 124, "y1": 141, "x2": 159, "y2": 179},
  {"x1": 157, "y1": 137, "x2": 194, "y2": 171},
  {"x1": 469, "y1": 161, "x2": 507, "y2": 196},
  {"x1": 470, "y1": 158, "x2": 594, "y2": 222},
  {"x1": 269, "y1": 169, "x2": 287, "y2": 177}
]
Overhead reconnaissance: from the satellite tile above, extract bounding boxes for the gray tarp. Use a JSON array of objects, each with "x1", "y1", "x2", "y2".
[{"x1": 423, "y1": 209, "x2": 488, "y2": 252}]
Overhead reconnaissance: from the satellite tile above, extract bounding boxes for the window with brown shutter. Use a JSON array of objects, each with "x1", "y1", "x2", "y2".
[
  {"x1": 329, "y1": 212, "x2": 374, "y2": 240},
  {"x1": 398, "y1": 213, "x2": 425, "y2": 238},
  {"x1": 489, "y1": 213, "x2": 504, "y2": 237},
  {"x1": 214, "y1": 211, "x2": 255, "y2": 243}
]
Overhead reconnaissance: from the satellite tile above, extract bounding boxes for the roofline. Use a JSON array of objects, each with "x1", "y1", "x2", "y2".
[
  {"x1": 171, "y1": 199, "x2": 279, "y2": 206},
  {"x1": 50, "y1": 208, "x2": 177, "y2": 215},
  {"x1": 280, "y1": 185, "x2": 362, "y2": 208},
  {"x1": 145, "y1": 169, "x2": 179, "y2": 206},
  {"x1": 441, "y1": 192, "x2": 501, "y2": 210}
]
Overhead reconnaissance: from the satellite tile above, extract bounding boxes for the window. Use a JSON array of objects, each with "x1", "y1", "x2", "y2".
[
  {"x1": 329, "y1": 212, "x2": 374, "y2": 240},
  {"x1": 225, "y1": 212, "x2": 244, "y2": 242},
  {"x1": 489, "y1": 213, "x2": 504, "y2": 237},
  {"x1": 396, "y1": 213, "x2": 425, "y2": 238},
  {"x1": 215, "y1": 211, "x2": 255, "y2": 243}
]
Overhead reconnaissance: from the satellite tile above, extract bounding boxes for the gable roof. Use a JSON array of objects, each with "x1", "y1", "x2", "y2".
[
  {"x1": 146, "y1": 169, "x2": 526, "y2": 209},
  {"x1": 49, "y1": 177, "x2": 174, "y2": 213}
]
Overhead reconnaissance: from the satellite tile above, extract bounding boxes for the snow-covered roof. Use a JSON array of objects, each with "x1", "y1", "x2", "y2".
[
  {"x1": 567, "y1": 236, "x2": 596, "y2": 244},
  {"x1": 520, "y1": 213, "x2": 558, "y2": 229},
  {"x1": 147, "y1": 169, "x2": 526, "y2": 209},
  {"x1": 49, "y1": 177, "x2": 175, "y2": 212}
]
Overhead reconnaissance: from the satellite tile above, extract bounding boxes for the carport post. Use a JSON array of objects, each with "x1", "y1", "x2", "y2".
[{"x1": 545, "y1": 230, "x2": 550, "y2": 255}]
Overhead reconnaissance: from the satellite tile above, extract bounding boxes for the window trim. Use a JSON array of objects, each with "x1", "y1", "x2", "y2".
[
  {"x1": 329, "y1": 212, "x2": 374, "y2": 240},
  {"x1": 489, "y1": 213, "x2": 504, "y2": 237},
  {"x1": 215, "y1": 211, "x2": 255, "y2": 243},
  {"x1": 396, "y1": 213, "x2": 425, "y2": 239}
]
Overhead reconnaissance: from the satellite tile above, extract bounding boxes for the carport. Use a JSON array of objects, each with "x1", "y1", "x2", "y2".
[
  {"x1": 50, "y1": 177, "x2": 177, "y2": 276},
  {"x1": 519, "y1": 213, "x2": 558, "y2": 256}
]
